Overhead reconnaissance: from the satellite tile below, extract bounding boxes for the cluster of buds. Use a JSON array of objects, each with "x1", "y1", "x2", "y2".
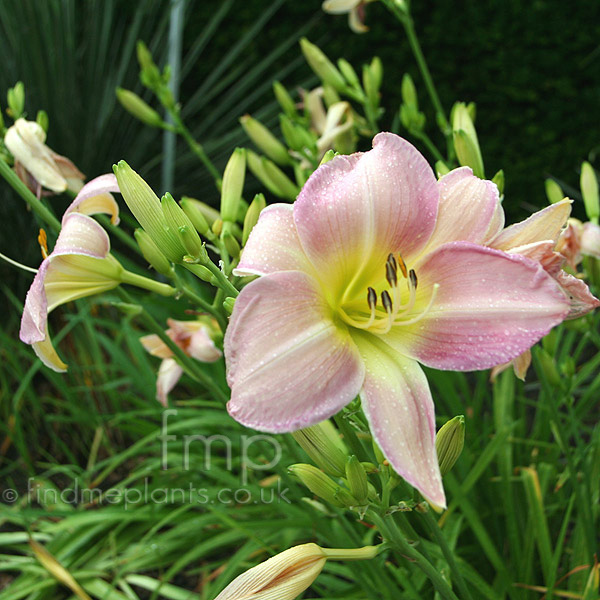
[{"x1": 239, "y1": 39, "x2": 383, "y2": 203}]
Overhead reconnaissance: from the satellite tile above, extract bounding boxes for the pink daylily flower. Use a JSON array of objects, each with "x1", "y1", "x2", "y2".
[
  {"x1": 140, "y1": 318, "x2": 222, "y2": 406},
  {"x1": 19, "y1": 175, "x2": 122, "y2": 372},
  {"x1": 224, "y1": 133, "x2": 591, "y2": 508}
]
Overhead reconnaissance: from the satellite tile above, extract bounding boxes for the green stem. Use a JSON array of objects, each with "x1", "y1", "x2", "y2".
[
  {"x1": 412, "y1": 130, "x2": 446, "y2": 164},
  {"x1": 334, "y1": 413, "x2": 368, "y2": 461},
  {"x1": 202, "y1": 260, "x2": 239, "y2": 298},
  {"x1": 116, "y1": 288, "x2": 227, "y2": 403},
  {"x1": 0, "y1": 159, "x2": 61, "y2": 233},
  {"x1": 168, "y1": 111, "x2": 222, "y2": 188},
  {"x1": 178, "y1": 282, "x2": 227, "y2": 332},
  {"x1": 120, "y1": 269, "x2": 177, "y2": 296},
  {"x1": 369, "y1": 510, "x2": 460, "y2": 600},
  {"x1": 421, "y1": 508, "x2": 473, "y2": 600}
]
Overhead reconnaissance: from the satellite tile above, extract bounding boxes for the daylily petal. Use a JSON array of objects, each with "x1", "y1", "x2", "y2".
[
  {"x1": 391, "y1": 242, "x2": 570, "y2": 370},
  {"x1": 353, "y1": 332, "x2": 445, "y2": 508},
  {"x1": 490, "y1": 349, "x2": 532, "y2": 382},
  {"x1": 294, "y1": 132, "x2": 438, "y2": 298},
  {"x1": 20, "y1": 263, "x2": 49, "y2": 344},
  {"x1": 53, "y1": 213, "x2": 111, "y2": 258},
  {"x1": 188, "y1": 327, "x2": 222, "y2": 362},
  {"x1": 156, "y1": 358, "x2": 183, "y2": 406},
  {"x1": 348, "y1": 7, "x2": 369, "y2": 33},
  {"x1": 235, "y1": 204, "x2": 311, "y2": 277},
  {"x1": 225, "y1": 271, "x2": 365, "y2": 432},
  {"x1": 425, "y1": 167, "x2": 503, "y2": 250},
  {"x1": 490, "y1": 199, "x2": 571, "y2": 251},
  {"x1": 140, "y1": 333, "x2": 172, "y2": 359},
  {"x1": 555, "y1": 271, "x2": 600, "y2": 319},
  {"x1": 581, "y1": 222, "x2": 600, "y2": 258},
  {"x1": 322, "y1": 0, "x2": 361, "y2": 14},
  {"x1": 507, "y1": 240, "x2": 564, "y2": 276},
  {"x1": 32, "y1": 336, "x2": 68, "y2": 373},
  {"x1": 63, "y1": 174, "x2": 121, "y2": 225}
]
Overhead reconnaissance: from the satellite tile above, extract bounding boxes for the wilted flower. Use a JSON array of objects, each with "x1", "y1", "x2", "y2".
[
  {"x1": 224, "y1": 133, "x2": 589, "y2": 507},
  {"x1": 4, "y1": 118, "x2": 84, "y2": 195},
  {"x1": 322, "y1": 0, "x2": 373, "y2": 34},
  {"x1": 140, "y1": 318, "x2": 222, "y2": 405}
]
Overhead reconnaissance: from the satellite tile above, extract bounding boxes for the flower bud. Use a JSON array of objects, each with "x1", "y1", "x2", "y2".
[
  {"x1": 362, "y1": 62, "x2": 380, "y2": 108},
  {"x1": 223, "y1": 296, "x2": 236, "y2": 315},
  {"x1": 300, "y1": 38, "x2": 347, "y2": 93},
  {"x1": 116, "y1": 88, "x2": 164, "y2": 127},
  {"x1": 220, "y1": 147, "x2": 246, "y2": 222},
  {"x1": 136, "y1": 41, "x2": 162, "y2": 90},
  {"x1": 545, "y1": 178, "x2": 565, "y2": 205},
  {"x1": 212, "y1": 218, "x2": 223, "y2": 236},
  {"x1": 582, "y1": 222, "x2": 600, "y2": 258},
  {"x1": 221, "y1": 222, "x2": 241, "y2": 258},
  {"x1": 279, "y1": 115, "x2": 306, "y2": 152},
  {"x1": 537, "y1": 348, "x2": 563, "y2": 388},
  {"x1": 36, "y1": 110, "x2": 49, "y2": 134},
  {"x1": 242, "y1": 193, "x2": 266, "y2": 245},
  {"x1": 113, "y1": 161, "x2": 184, "y2": 262},
  {"x1": 289, "y1": 463, "x2": 357, "y2": 508},
  {"x1": 401, "y1": 73, "x2": 418, "y2": 110},
  {"x1": 435, "y1": 160, "x2": 450, "y2": 177},
  {"x1": 435, "y1": 415, "x2": 465, "y2": 476},
  {"x1": 134, "y1": 229, "x2": 173, "y2": 277},
  {"x1": 273, "y1": 81, "x2": 297, "y2": 118},
  {"x1": 180, "y1": 197, "x2": 211, "y2": 236},
  {"x1": 7, "y1": 81, "x2": 24, "y2": 119},
  {"x1": 261, "y1": 157, "x2": 300, "y2": 200},
  {"x1": 337, "y1": 58, "x2": 361, "y2": 90},
  {"x1": 452, "y1": 102, "x2": 484, "y2": 178},
  {"x1": 240, "y1": 115, "x2": 291, "y2": 166},
  {"x1": 581, "y1": 161, "x2": 599, "y2": 224},
  {"x1": 345, "y1": 455, "x2": 368, "y2": 504},
  {"x1": 492, "y1": 169, "x2": 504, "y2": 197},
  {"x1": 320, "y1": 149, "x2": 337, "y2": 166},
  {"x1": 161, "y1": 193, "x2": 204, "y2": 261},
  {"x1": 291, "y1": 421, "x2": 348, "y2": 477}
]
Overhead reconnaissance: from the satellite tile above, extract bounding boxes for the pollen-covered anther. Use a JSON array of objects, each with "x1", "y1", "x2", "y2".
[
  {"x1": 38, "y1": 228, "x2": 49, "y2": 259},
  {"x1": 397, "y1": 253, "x2": 408, "y2": 279},
  {"x1": 409, "y1": 269, "x2": 418, "y2": 290},
  {"x1": 381, "y1": 290, "x2": 393, "y2": 313}
]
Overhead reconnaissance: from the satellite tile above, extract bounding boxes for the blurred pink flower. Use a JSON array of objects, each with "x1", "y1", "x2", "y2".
[
  {"x1": 140, "y1": 318, "x2": 222, "y2": 406},
  {"x1": 223, "y1": 133, "x2": 587, "y2": 508}
]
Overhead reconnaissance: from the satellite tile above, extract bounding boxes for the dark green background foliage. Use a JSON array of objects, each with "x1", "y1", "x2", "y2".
[{"x1": 1, "y1": 0, "x2": 599, "y2": 304}]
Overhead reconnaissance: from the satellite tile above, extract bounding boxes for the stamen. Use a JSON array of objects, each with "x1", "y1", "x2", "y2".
[
  {"x1": 381, "y1": 290, "x2": 393, "y2": 313},
  {"x1": 395, "y1": 284, "x2": 440, "y2": 326},
  {"x1": 397, "y1": 254, "x2": 408, "y2": 279},
  {"x1": 385, "y1": 261, "x2": 397, "y2": 288},
  {"x1": 409, "y1": 269, "x2": 418, "y2": 290},
  {"x1": 387, "y1": 253, "x2": 397, "y2": 272},
  {"x1": 38, "y1": 228, "x2": 49, "y2": 259},
  {"x1": 367, "y1": 287, "x2": 377, "y2": 309}
]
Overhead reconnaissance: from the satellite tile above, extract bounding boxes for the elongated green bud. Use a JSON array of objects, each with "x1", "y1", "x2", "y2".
[
  {"x1": 401, "y1": 74, "x2": 418, "y2": 110},
  {"x1": 452, "y1": 102, "x2": 484, "y2": 178},
  {"x1": 36, "y1": 110, "x2": 49, "y2": 134},
  {"x1": 320, "y1": 150, "x2": 337, "y2": 166},
  {"x1": 537, "y1": 348, "x2": 562, "y2": 388},
  {"x1": 300, "y1": 38, "x2": 347, "y2": 93},
  {"x1": 345, "y1": 456, "x2": 368, "y2": 504},
  {"x1": 435, "y1": 160, "x2": 450, "y2": 177},
  {"x1": 545, "y1": 179, "x2": 564, "y2": 205},
  {"x1": 337, "y1": 58, "x2": 361, "y2": 90},
  {"x1": 492, "y1": 169, "x2": 505, "y2": 196},
  {"x1": 222, "y1": 222, "x2": 241, "y2": 258},
  {"x1": 242, "y1": 193, "x2": 266, "y2": 245},
  {"x1": 291, "y1": 422, "x2": 348, "y2": 477},
  {"x1": 220, "y1": 147, "x2": 246, "y2": 222},
  {"x1": 240, "y1": 115, "x2": 291, "y2": 166},
  {"x1": 7, "y1": 81, "x2": 24, "y2": 119},
  {"x1": 273, "y1": 81, "x2": 297, "y2": 118},
  {"x1": 581, "y1": 162, "x2": 599, "y2": 224},
  {"x1": 223, "y1": 296, "x2": 235, "y2": 315},
  {"x1": 289, "y1": 464, "x2": 357, "y2": 508},
  {"x1": 161, "y1": 193, "x2": 204, "y2": 261},
  {"x1": 113, "y1": 161, "x2": 184, "y2": 262},
  {"x1": 279, "y1": 115, "x2": 305, "y2": 152},
  {"x1": 116, "y1": 88, "x2": 164, "y2": 127},
  {"x1": 136, "y1": 41, "x2": 162, "y2": 90},
  {"x1": 372, "y1": 441, "x2": 385, "y2": 466},
  {"x1": 262, "y1": 157, "x2": 300, "y2": 200},
  {"x1": 134, "y1": 229, "x2": 173, "y2": 277},
  {"x1": 435, "y1": 415, "x2": 465, "y2": 476},
  {"x1": 180, "y1": 197, "x2": 211, "y2": 236}
]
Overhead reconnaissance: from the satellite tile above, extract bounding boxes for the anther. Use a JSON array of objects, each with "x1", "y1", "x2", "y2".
[
  {"x1": 409, "y1": 269, "x2": 418, "y2": 289},
  {"x1": 367, "y1": 287, "x2": 377, "y2": 309},
  {"x1": 387, "y1": 253, "x2": 397, "y2": 272},
  {"x1": 385, "y1": 261, "x2": 397, "y2": 288},
  {"x1": 381, "y1": 290, "x2": 393, "y2": 313},
  {"x1": 397, "y1": 254, "x2": 408, "y2": 279},
  {"x1": 38, "y1": 228, "x2": 48, "y2": 260}
]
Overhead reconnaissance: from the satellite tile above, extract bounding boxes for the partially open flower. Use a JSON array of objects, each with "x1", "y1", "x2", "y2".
[
  {"x1": 322, "y1": 0, "x2": 373, "y2": 34},
  {"x1": 140, "y1": 318, "x2": 222, "y2": 405},
  {"x1": 4, "y1": 118, "x2": 84, "y2": 194}
]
